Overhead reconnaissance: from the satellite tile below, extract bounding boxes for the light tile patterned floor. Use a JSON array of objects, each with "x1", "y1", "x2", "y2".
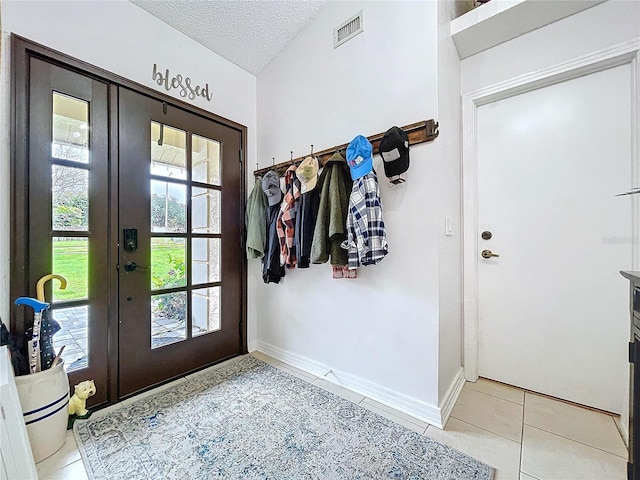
[{"x1": 37, "y1": 352, "x2": 628, "y2": 479}]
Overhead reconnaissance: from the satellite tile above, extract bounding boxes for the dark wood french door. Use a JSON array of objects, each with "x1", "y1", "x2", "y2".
[
  {"x1": 13, "y1": 40, "x2": 246, "y2": 406},
  {"x1": 20, "y1": 57, "x2": 111, "y2": 405},
  {"x1": 118, "y1": 88, "x2": 244, "y2": 397}
]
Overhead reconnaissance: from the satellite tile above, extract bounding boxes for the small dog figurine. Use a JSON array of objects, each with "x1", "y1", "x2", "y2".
[{"x1": 68, "y1": 380, "x2": 96, "y2": 417}]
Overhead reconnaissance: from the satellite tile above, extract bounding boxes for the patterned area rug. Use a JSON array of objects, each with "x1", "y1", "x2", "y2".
[{"x1": 74, "y1": 357, "x2": 494, "y2": 479}]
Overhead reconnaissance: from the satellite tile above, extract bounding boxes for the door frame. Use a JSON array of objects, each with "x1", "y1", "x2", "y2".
[
  {"x1": 462, "y1": 39, "x2": 640, "y2": 382},
  {"x1": 10, "y1": 35, "x2": 248, "y2": 406}
]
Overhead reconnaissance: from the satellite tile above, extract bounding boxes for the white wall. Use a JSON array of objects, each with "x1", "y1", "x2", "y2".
[
  {"x1": 437, "y1": 0, "x2": 466, "y2": 407},
  {"x1": 461, "y1": 0, "x2": 640, "y2": 93},
  {"x1": 460, "y1": 0, "x2": 640, "y2": 440},
  {"x1": 255, "y1": 0, "x2": 450, "y2": 424},
  {"x1": 0, "y1": 0, "x2": 257, "y2": 343}
]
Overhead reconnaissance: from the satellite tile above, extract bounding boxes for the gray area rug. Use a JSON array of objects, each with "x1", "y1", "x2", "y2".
[{"x1": 74, "y1": 357, "x2": 494, "y2": 479}]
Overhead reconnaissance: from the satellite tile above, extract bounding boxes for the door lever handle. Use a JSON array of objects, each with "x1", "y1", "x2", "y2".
[
  {"x1": 123, "y1": 261, "x2": 147, "y2": 272},
  {"x1": 481, "y1": 250, "x2": 500, "y2": 259}
]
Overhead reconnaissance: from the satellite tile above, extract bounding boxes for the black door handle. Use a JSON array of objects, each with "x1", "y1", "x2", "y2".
[{"x1": 123, "y1": 261, "x2": 147, "y2": 272}]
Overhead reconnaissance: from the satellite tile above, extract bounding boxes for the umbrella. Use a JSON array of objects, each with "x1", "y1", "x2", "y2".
[
  {"x1": 34, "y1": 274, "x2": 67, "y2": 371},
  {"x1": 15, "y1": 297, "x2": 50, "y2": 374}
]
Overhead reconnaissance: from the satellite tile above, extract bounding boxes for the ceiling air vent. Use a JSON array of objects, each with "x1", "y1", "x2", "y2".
[{"x1": 334, "y1": 11, "x2": 363, "y2": 49}]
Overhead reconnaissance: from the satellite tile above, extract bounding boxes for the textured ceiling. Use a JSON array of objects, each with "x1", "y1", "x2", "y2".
[{"x1": 130, "y1": 0, "x2": 328, "y2": 75}]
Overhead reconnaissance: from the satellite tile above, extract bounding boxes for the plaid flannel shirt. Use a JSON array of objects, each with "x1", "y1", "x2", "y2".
[
  {"x1": 276, "y1": 165, "x2": 301, "y2": 269},
  {"x1": 341, "y1": 171, "x2": 388, "y2": 269}
]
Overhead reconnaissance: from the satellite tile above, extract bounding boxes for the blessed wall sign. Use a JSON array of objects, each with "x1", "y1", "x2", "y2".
[{"x1": 152, "y1": 64, "x2": 213, "y2": 102}]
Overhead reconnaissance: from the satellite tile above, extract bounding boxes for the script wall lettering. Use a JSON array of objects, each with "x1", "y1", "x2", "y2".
[{"x1": 152, "y1": 64, "x2": 213, "y2": 102}]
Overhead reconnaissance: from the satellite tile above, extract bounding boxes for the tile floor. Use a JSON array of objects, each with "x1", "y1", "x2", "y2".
[{"x1": 37, "y1": 352, "x2": 628, "y2": 479}]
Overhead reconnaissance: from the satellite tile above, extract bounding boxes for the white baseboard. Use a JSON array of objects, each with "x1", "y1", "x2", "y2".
[
  {"x1": 253, "y1": 341, "x2": 335, "y2": 377},
  {"x1": 438, "y1": 367, "x2": 466, "y2": 429},
  {"x1": 254, "y1": 341, "x2": 450, "y2": 429},
  {"x1": 247, "y1": 340, "x2": 257, "y2": 353},
  {"x1": 615, "y1": 415, "x2": 629, "y2": 448}
]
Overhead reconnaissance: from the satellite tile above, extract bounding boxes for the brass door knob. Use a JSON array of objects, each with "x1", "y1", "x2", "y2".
[{"x1": 481, "y1": 249, "x2": 500, "y2": 259}]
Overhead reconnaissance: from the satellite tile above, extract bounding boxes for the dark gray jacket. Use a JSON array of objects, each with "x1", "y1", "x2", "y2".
[
  {"x1": 295, "y1": 189, "x2": 320, "y2": 268},
  {"x1": 262, "y1": 204, "x2": 284, "y2": 283}
]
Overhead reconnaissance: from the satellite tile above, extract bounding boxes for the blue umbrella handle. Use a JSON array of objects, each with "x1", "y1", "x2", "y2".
[{"x1": 15, "y1": 297, "x2": 50, "y2": 313}]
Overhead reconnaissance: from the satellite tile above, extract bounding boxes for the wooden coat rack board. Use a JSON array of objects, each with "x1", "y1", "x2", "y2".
[{"x1": 253, "y1": 119, "x2": 439, "y2": 177}]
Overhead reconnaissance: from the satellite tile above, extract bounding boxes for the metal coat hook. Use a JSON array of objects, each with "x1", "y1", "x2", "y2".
[
  {"x1": 290, "y1": 151, "x2": 294, "y2": 164},
  {"x1": 158, "y1": 123, "x2": 164, "y2": 146},
  {"x1": 272, "y1": 157, "x2": 275, "y2": 166},
  {"x1": 162, "y1": 102, "x2": 168, "y2": 115},
  {"x1": 310, "y1": 145, "x2": 314, "y2": 155}
]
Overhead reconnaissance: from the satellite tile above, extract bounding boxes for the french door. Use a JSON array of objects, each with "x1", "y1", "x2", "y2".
[
  {"x1": 118, "y1": 88, "x2": 244, "y2": 397},
  {"x1": 21, "y1": 57, "x2": 111, "y2": 405},
  {"x1": 13, "y1": 42, "x2": 246, "y2": 406}
]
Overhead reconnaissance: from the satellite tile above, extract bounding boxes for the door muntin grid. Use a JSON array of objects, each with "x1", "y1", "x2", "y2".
[{"x1": 150, "y1": 122, "x2": 222, "y2": 349}]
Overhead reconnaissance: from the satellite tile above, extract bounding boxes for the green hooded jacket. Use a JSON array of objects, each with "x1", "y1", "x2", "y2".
[
  {"x1": 245, "y1": 177, "x2": 268, "y2": 259},
  {"x1": 311, "y1": 152, "x2": 353, "y2": 265}
]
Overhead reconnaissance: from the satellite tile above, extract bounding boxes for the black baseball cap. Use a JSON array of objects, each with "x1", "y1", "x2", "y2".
[{"x1": 378, "y1": 126, "x2": 409, "y2": 178}]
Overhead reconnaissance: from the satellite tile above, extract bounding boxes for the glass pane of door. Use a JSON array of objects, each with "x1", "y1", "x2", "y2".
[
  {"x1": 52, "y1": 92, "x2": 89, "y2": 163},
  {"x1": 192, "y1": 187, "x2": 221, "y2": 234},
  {"x1": 151, "y1": 180, "x2": 187, "y2": 233},
  {"x1": 192, "y1": 238, "x2": 220, "y2": 284},
  {"x1": 150, "y1": 121, "x2": 186, "y2": 178},
  {"x1": 52, "y1": 237, "x2": 88, "y2": 302},
  {"x1": 151, "y1": 238, "x2": 186, "y2": 290},
  {"x1": 151, "y1": 291, "x2": 187, "y2": 348},
  {"x1": 52, "y1": 166, "x2": 89, "y2": 231},
  {"x1": 192, "y1": 287, "x2": 220, "y2": 336},
  {"x1": 51, "y1": 306, "x2": 88, "y2": 372},
  {"x1": 192, "y1": 134, "x2": 220, "y2": 185}
]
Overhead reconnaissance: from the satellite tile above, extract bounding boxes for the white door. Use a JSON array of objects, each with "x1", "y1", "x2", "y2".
[{"x1": 477, "y1": 63, "x2": 633, "y2": 413}]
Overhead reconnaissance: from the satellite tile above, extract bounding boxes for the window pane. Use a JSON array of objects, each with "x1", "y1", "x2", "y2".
[
  {"x1": 192, "y1": 287, "x2": 220, "y2": 337},
  {"x1": 151, "y1": 180, "x2": 186, "y2": 233},
  {"x1": 52, "y1": 92, "x2": 89, "y2": 163},
  {"x1": 51, "y1": 306, "x2": 88, "y2": 372},
  {"x1": 151, "y1": 238, "x2": 186, "y2": 290},
  {"x1": 192, "y1": 187, "x2": 220, "y2": 234},
  {"x1": 192, "y1": 238, "x2": 220, "y2": 285},
  {"x1": 52, "y1": 165, "x2": 88, "y2": 231},
  {"x1": 192, "y1": 134, "x2": 220, "y2": 186},
  {"x1": 151, "y1": 292, "x2": 186, "y2": 349},
  {"x1": 52, "y1": 237, "x2": 88, "y2": 301},
  {"x1": 150, "y1": 121, "x2": 186, "y2": 179}
]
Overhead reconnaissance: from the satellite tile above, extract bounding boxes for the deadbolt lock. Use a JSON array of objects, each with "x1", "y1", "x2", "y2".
[
  {"x1": 481, "y1": 249, "x2": 500, "y2": 259},
  {"x1": 481, "y1": 231, "x2": 492, "y2": 240}
]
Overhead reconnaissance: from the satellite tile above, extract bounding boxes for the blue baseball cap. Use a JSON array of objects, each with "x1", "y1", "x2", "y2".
[{"x1": 346, "y1": 135, "x2": 373, "y2": 181}]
